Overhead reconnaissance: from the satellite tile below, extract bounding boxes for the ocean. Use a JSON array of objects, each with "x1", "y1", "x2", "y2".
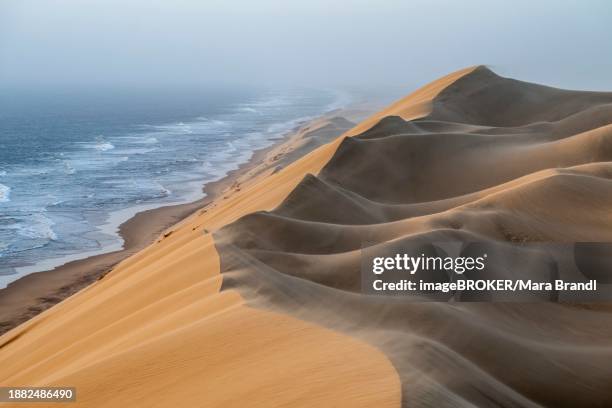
[{"x1": 0, "y1": 85, "x2": 350, "y2": 288}]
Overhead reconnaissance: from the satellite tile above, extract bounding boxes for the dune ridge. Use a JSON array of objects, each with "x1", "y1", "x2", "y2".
[
  {"x1": 4, "y1": 66, "x2": 611, "y2": 407},
  {"x1": 216, "y1": 66, "x2": 612, "y2": 407},
  {"x1": 0, "y1": 109, "x2": 411, "y2": 406}
]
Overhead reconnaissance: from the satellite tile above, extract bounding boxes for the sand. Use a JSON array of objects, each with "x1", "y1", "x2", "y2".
[
  {"x1": 0, "y1": 111, "x2": 361, "y2": 336},
  {"x1": 3, "y1": 65, "x2": 612, "y2": 407},
  {"x1": 0, "y1": 107, "x2": 402, "y2": 407},
  {"x1": 215, "y1": 66, "x2": 612, "y2": 407}
]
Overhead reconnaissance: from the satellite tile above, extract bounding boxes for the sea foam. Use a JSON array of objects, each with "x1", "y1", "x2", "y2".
[
  {"x1": 0, "y1": 183, "x2": 10, "y2": 203},
  {"x1": 94, "y1": 142, "x2": 115, "y2": 151},
  {"x1": 17, "y1": 213, "x2": 58, "y2": 241}
]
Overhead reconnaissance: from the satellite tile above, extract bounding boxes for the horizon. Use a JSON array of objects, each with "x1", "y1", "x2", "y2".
[
  {"x1": 3, "y1": 4, "x2": 612, "y2": 407},
  {"x1": 1, "y1": 0, "x2": 612, "y2": 92}
]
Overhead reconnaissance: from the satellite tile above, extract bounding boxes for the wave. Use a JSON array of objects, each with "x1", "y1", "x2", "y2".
[
  {"x1": 0, "y1": 183, "x2": 11, "y2": 203},
  {"x1": 9, "y1": 212, "x2": 58, "y2": 242},
  {"x1": 142, "y1": 122, "x2": 198, "y2": 135},
  {"x1": 237, "y1": 106, "x2": 259, "y2": 114},
  {"x1": 63, "y1": 160, "x2": 76, "y2": 174},
  {"x1": 0, "y1": 87, "x2": 348, "y2": 287},
  {"x1": 226, "y1": 141, "x2": 237, "y2": 152},
  {"x1": 159, "y1": 184, "x2": 171, "y2": 197},
  {"x1": 94, "y1": 141, "x2": 115, "y2": 151}
]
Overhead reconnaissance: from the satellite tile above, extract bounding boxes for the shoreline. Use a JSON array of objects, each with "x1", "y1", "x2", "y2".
[{"x1": 0, "y1": 106, "x2": 370, "y2": 335}]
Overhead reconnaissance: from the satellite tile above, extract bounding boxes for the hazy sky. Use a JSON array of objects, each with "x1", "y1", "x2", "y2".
[{"x1": 1, "y1": 0, "x2": 611, "y2": 91}]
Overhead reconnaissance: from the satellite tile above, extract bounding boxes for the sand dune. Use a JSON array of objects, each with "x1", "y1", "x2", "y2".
[
  {"x1": 215, "y1": 66, "x2": 612, "y2": 407},
  {"x1": 3, "y1": 65, "x2": 612, "y2": 407},
  {"x1": 0, "y1": 113, "x2": 402, "y2": 407}
]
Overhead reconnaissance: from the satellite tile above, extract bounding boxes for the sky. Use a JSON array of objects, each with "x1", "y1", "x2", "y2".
[{"x1": 1, "y1": 0, "x2": 611, "y2": 92}]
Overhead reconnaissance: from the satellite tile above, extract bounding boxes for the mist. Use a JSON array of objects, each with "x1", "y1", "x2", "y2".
[{"x1": 1, "y1": 0, "x2": 611, "y2": 91}]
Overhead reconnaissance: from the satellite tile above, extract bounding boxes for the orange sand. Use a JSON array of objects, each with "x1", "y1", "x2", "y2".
[{"x1": 0, "y1": 66, "x2": 478, "y2": 407}]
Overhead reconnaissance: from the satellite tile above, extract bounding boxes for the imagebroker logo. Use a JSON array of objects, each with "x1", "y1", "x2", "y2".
[{"x1": 372, "y1": 253, "x2": 488, "y2": 275}]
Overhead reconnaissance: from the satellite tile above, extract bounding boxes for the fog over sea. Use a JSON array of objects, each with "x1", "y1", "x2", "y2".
[{"x1": 0, "y1": 85, "x2": 350, "y2": 287}]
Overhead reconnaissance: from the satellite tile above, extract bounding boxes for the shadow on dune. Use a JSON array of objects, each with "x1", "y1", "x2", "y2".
[{"x1": 215, "y1": 67, "x2": 612, "y2": 407}]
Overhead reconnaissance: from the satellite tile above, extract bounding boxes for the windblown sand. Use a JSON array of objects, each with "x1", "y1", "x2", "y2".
[{"x1": 3, "y1": 66, "x2": 612, "y2": 407}]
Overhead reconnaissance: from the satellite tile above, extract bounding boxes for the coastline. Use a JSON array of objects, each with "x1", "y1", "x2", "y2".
[{"x1": 0, "y1": 106, "x2": 370, "y2": 335}]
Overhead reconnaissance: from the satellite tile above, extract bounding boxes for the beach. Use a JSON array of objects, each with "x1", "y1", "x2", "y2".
[
  {"x1": 0, "y1": 107, "x2": 369, "y2": 335},
  {"x1": 2, "y1": 66, "x2": 612, "y2": 407}
]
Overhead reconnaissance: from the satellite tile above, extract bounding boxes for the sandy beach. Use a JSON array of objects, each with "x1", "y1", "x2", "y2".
[
  {"x1": 0, "y1": 108, "x2": 367, "y2": 335},
  {"x1": 2, "y1": 66, "x2": 612, "y2": 407}
]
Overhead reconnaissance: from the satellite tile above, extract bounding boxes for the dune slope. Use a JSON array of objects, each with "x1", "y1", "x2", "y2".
[
  {"x1": 4, "y1": 66, "x2": 611, "y2": 408},
  {"x1": 216, "y1": 67, "x2": 612, "y2": 407},
  {"x1": 0, "y1": 113, "x2": 417, "y2": 407}
]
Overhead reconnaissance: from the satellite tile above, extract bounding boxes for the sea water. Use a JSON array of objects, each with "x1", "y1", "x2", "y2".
[{"x1": 0, "y1": 85, "x2": 350, "y2": 288}]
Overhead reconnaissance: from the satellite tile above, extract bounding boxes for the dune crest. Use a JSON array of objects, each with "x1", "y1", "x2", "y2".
[
  {"x1": 216, "y1": 66, "x2": 612, "y2": 407},
  {"x1": 0, "y1": 111, "x2": 410, "y2": 406},
  {"x1": 4, "y1": 66, "x2": 612, "y2": 407}
]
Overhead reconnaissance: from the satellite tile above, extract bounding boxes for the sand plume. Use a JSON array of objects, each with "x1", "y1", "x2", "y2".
[
  {"x1": 0, "y1": 115, "x2": 403, "y2": 407},
  {"x1": 4, "y1": 65, "x2": 611, "y2": 407},
  {"x1": 216, "y1": 66, "x2": 612, "y2": 407}
]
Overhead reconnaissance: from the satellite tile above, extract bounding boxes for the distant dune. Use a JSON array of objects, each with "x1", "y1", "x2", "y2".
[{"x1": 3, "y1": 66, "x2": 612, "y2": 407}]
